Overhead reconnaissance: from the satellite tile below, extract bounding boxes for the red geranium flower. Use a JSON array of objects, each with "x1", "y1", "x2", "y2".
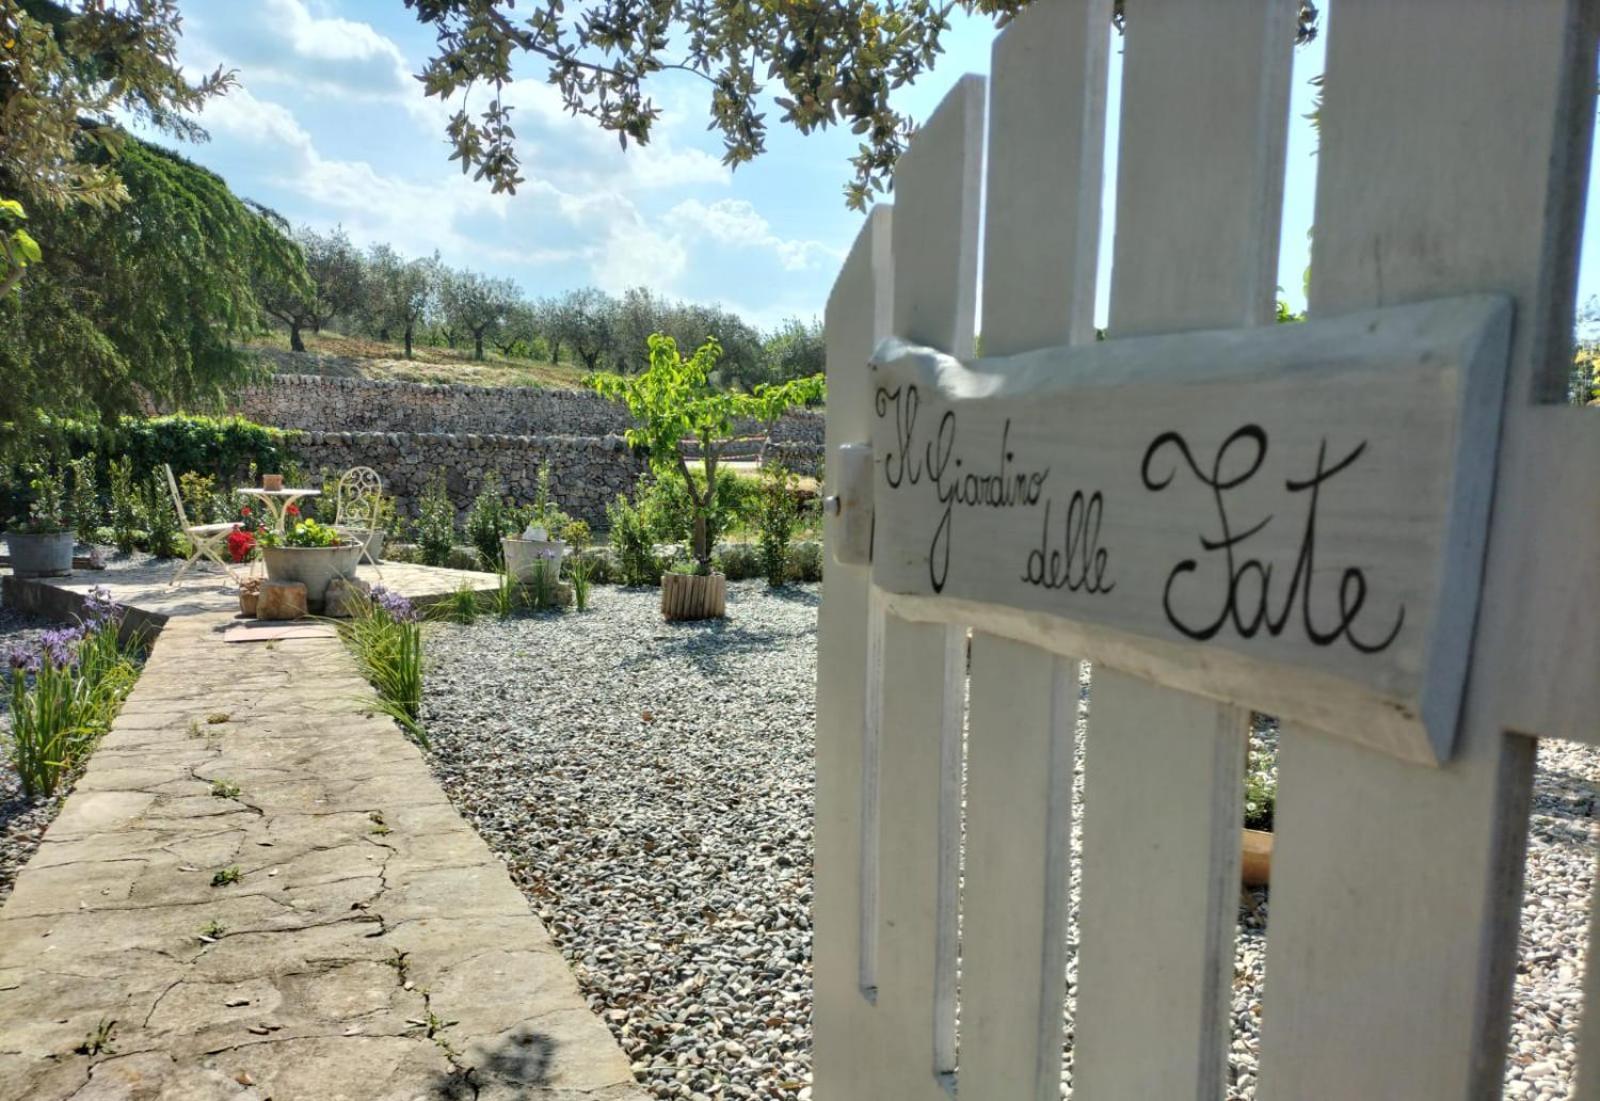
[
  {"x1": 285, "y1": 504, "x2": 300, "y2": 516},
  {"x1": 240, "y1": 505, "x2": 251, "y2": 516},
  {"x1": 226, "y1": 529, "x2": 257, "y2": 563}
]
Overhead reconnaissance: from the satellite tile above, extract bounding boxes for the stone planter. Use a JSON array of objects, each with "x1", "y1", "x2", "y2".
[
  {"x1": 661, "y1": 571, "x2": 727, "y2": 620},
  {"x1": 6, "y1": 531, "x2": 75, "y2": 578},
  {"x1": 261, "y1": 543, "x2": 362, "y2": 612},
  {"x1": 502, "y1": 537, "x2": 565, "y2": 583}
]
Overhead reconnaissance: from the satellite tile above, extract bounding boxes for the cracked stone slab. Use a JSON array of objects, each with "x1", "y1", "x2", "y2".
[{"x1": 0, "y1": 603, "x2": 644, "y2": 1101}]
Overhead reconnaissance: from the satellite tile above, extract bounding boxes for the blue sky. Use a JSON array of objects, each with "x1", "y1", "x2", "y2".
[{"x1": 159, "y1": 1, "x2": 1594, "y2": 334}]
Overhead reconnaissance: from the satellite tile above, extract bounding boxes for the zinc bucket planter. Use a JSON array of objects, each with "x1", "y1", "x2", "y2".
[
  {"x1": 661, "y1": 571, "x2": 727, "y2": 621},
  {"x1": 338, "y1": 527, "x2": 386, "y2": 563},
  {"x1": 261, "y1": 543, "x2": 362, "y2": 612},
  {"x1": 7, "y1": 531, "x2": 75, "y2": 578}
]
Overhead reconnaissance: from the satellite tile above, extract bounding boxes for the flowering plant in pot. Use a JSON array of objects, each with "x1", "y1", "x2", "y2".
[
  {"x1": 7, "y1": 471, "x2": 76, "y2": 578},
  {"x1": 258, "y1": 513, "x2": 362, "y2": 612}
]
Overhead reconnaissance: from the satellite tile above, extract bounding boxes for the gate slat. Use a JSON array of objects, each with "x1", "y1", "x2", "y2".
[
  {"x1": 813, "y1": 206, "x2": 893, "y2": 1096},
  {"x1": 866, "y1": 74, "x2": 984, "y2": 1098},
  {"x1": 1073, "y1": 2, "x2": 1294, "y2": 1097},
  {"x1": 1257, "y1": 3, "x2": 1592, "y2": 1098},
  {"x1": 960, "y1": 3, "x2": 1108, "y2": 1097}
]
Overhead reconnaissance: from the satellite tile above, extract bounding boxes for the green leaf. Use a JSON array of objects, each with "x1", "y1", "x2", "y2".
[
  {"x1": 0, "y1": 198, "x2": 25, "y2": 220},
  {"x1": 11, "y1": 229, "x2": 41, "y2": 265}
]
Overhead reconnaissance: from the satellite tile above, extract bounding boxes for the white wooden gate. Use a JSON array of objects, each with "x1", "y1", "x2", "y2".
[{"x1": 813, "y1": 1, "x2": 1600, "y2": 1098}]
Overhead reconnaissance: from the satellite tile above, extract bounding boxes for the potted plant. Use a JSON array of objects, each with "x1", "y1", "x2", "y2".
[
  {"x1": 7, "y1": 470, "x2": 75, "y2": 578},
  {"x1": 590, "y1": 333, "x2": 824, "y2": 620},
  {"x1": 1242, "y1": 730, "x2": 1276, "y2": 887},
  {"x1": 258, "y1": 511, "x2": 362, "y2": 612},
  {"x1": 500, "y1": 464, "x2": 570, "y2": 583}
]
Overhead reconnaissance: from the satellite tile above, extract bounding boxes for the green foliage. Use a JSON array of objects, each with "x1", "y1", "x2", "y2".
[
  {"x1": 260, "y1": 518, "x2": 344, "y2": 549},
  {"x1": 464, "y1": 471, "x2": 513, "y2": 569},
  {"x1": 789, "y1": 540, "x2": 824, "y2": 583},
  {"x1": 339, "y1": 588, "x2": 426, "y2": 748},
  {"x1": 211, "y1": 867, "x2": 241, "y2": 887},
  {"x1": 108, "y1": 456, "x2": 139, "y2": 553},
  {"x1": 591, "y1": 333, "x2": 823, "y2": 572},
  {"x1": 68, "y1": 453, "x2": 100, "y2": 543},
  {"x1": 491, "y1": 569, "x2": 518, "y2": 619},
  {"x1": 444, "y1": 582, "x2": 480, "y2": 624},
  {"x1": 531, "y1": 463, "x2": 572, "y2": 533},
  {"x1": 0, "y1": 139, "x2": 304, "y2": 436},
  {"x1": 416, "y1": 471, "x2": 457, "y2": 568},
  {"x1": 525, "y1": 557, "x2": 558, "y2": 610},
  {"x1": 567, "y1": 555, "x2": 593, "y2": 612},
  {"x1": 0, "y1": 197, "x2": 41, "y2": 298},
  {"x1": 1245, "y1": 727, "x2": 1278, "y2": 831},
  {"x1": 636, "y1": 469, "x2": 757, "y2": 549},
  {"x1": 6, "y1": 601, "x2": 143, "y2": 798},
  {"x1": 410, "y1": 3, "x2": 1317, "y2": 210},
  {"x1": 606, "y1": 493, "x2": 659, "y2": 586},
  {"x1": 18, "y1": 468, "x2": 70, "y2": 533},
  {"x1": 140, "y1": 477, "x2": 180, "y2": 558},
  {"x1": 760, "y1": 317, "x2": 826, "y2": 387},
  {"x1": 255, "y1": 224, "x2": 359, "y2": 353},
  {"x1": 559, "y1": 517, "x2": 592, "y2": 548},
  {"x1": 177, "y1": 471, "x2": 220, "y2": 525},
  {"x1": 756, "y1": 464, "x2": 800, "y2": 587}
]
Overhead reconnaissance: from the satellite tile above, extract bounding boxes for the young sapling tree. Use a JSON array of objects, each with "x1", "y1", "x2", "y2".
[{"x1": 590, "y1": 333, "x2": 824, "y2": 576}]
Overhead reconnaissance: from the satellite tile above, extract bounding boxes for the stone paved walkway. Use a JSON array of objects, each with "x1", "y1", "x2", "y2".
[{"x1": 0, "y1": 605, "x2": 643, "y2": 1100}]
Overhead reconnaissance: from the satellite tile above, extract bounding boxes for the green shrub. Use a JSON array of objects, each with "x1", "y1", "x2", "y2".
[
  {"x1": 559, "y1": 517, "x2": 592, "y2": 548},
  {"x1": 442, "y1": 581, "x2": 480, "y2": 624},
  {"x1": 141, "y1": 476, "x2": 180, "y2": 558},
  {"x1": 607, "y1": 493, "x2": 659, "y2": 586},
  {"x1": 756, "y1": 464, "x2": 800, "y2": 587},
  {"x1": 714, "y1": 542, "x2": 762, "y2": 581},
  {"x1": 69, "y1": 453, "x2": 100, "y2": 543},
  {"x1": 789, "y1": 540, "x2": 823, "y2": 583},
  {"x1": 178, "y1": 470, "x2": 221, "y2": 525},
  {"x1": 531, "y1": 462, "x2": 572, "y2": 534},
  {"x1": 108, "y1": 456, "x2": 140, "y2": 554},
  {"x1": 445, "y1": 545, "x2": 481, "y2": 572},
  {"x1": 465, "y1": 471, "x2": 515, "y2": 569},
  {"x1": 416, "y1": 471, "x2": 456, "y2": 567},
  {"x1": 1245, "y1": 727, "x2": 1277, "y2": 831}
]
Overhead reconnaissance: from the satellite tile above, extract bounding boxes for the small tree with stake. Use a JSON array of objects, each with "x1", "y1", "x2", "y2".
[{"x1": 590, "y1": 332, "x2": 824, "y2": 596}]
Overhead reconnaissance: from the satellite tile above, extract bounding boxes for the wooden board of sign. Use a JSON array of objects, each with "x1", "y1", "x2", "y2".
[{"x1": 868, "y1": 294, "x2": 1511, "y2": 765}]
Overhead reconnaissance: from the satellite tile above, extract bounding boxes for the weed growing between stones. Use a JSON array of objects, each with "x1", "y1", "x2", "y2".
[
  {"x1": 567, "y1": 555, "x2": 593, "y2": 612},
  {"x1": 74, "y1": 1018, "x2": 116, "y2": 1056},
  {"x1": 210, "y1": 779, "x2": 241, "y2": 800},
  {"x1": 199, "y1": 918, "x2": 227, "y2": 940},
  {"x1": 444, "y1": 582, "x2": 479, "y2": 625},
  {"x1": 210, "y1": 866, "x2": 240, "y2": 887},
  {"x1": 4, "y1": 588, "x2": 142, "y2": 798}
]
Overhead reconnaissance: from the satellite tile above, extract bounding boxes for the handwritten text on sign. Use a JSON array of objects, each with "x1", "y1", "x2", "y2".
[{"x1": 863, "y1": 297, "x2": 1510, "y2": 763}]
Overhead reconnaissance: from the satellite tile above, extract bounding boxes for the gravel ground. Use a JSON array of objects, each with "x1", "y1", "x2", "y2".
[{"x1": 331, "y1": 585, "x2": 1598, "y2": 1097}]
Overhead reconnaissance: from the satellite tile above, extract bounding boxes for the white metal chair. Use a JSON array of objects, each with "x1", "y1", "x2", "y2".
[
  {"x1": 164, "y1": 464, "x2": 241, "y2": 587},
  {"x1": 333, "y1": 466, "x2": 384, "y2": 578}
]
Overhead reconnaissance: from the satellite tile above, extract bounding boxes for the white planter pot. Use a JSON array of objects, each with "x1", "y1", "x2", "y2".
[
  {"x1": 6, "y1": 531, "x2": 75, "y2": 578},
  {"x1": 261, "y1": 543, "x2": 363, "y2": 611},
  {"x1": 501, "y1": 537, "x2": 565, "y2": 582}
]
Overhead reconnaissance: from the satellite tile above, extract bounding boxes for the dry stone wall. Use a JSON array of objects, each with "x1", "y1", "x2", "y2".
[
  {"x1": 292, "y1": 430, "x2": 646, "y2": 527},
  {"x1": 232, "y1": 373, "x2": 825, "y2": 525}
]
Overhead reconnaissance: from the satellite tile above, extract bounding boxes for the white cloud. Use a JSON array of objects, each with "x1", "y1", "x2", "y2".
[
  {"x1": 196, "y1": 0, "x2": 415, "y2": 103},
  {"x1": 665, "y1": 198, "x2": 842, "y2": 271}
]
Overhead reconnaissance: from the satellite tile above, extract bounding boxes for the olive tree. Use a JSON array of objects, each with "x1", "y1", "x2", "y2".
[{"x1": 590, "y1": 332, "x2": 825, "y2": 573}]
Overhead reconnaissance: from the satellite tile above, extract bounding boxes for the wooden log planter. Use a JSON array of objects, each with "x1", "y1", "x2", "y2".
[{"x1": 661, "y1": 572, "x2": 727, "y2": 621}]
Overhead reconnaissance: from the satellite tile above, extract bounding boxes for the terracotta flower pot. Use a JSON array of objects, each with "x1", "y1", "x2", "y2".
[{"x1": 1242, "y1": 827, "x2": 1273, "y2": 887}]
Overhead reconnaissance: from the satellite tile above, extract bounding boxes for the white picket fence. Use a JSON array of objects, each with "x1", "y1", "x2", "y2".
[{"x1": 813, "y1": 1, "x2": 1600, "y2": 1098}]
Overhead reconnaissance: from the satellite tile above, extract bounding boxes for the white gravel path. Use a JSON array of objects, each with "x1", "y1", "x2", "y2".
[{"x1": 417, "y1": 583, "x2": 1593, "y2": 1100}]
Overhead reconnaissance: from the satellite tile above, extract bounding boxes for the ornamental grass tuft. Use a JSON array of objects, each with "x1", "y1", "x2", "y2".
[{"x1": 338, "y1": 585, "x2": 427, "y2": 748}]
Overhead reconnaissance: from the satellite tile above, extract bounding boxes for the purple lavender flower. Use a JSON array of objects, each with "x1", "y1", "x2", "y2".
[
  {"x1": 369, "y1": 585, "x2": 417, "y2": 623},
  {"x1": 38, "y1": 627, "x2": 83, "y2": 669}
]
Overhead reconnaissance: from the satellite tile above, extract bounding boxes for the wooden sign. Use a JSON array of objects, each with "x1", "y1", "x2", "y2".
[{"x1": 865, "y1": 295, "x2": 1511, "y2": 764}]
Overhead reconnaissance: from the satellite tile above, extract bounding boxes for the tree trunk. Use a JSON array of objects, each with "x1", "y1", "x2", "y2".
[
  {"x1": 474, "y1": 330, "x2": 485, "y2": 360},
  {"x1": 549, "y1": 338, "x2": 561, "y2": 363},
  {"x1": 403, "y1": 323, "x2": 414, "y2": 359},
  {"x1": 692, "y1": 510, "x2": 709, "y2": 573},
  {"x1": 289, "y1": 321, "x2": 306, "y2": 353}
]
